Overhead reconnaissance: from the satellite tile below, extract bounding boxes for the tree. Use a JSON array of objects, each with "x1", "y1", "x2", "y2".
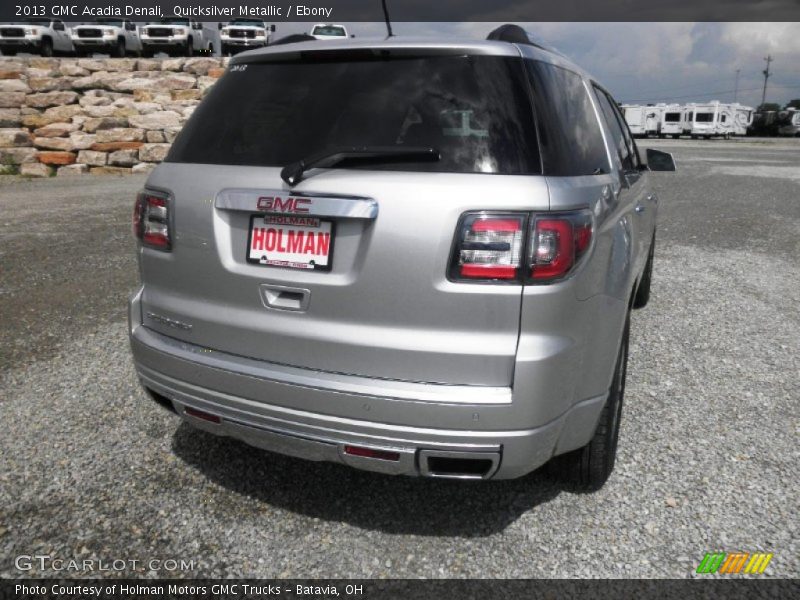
[
  {"x1": 785, "y1": 99, "x2": 800, "y2": 110},
  {"x1": 758, "y1": 102, "x2": 781, "y2": 112}
]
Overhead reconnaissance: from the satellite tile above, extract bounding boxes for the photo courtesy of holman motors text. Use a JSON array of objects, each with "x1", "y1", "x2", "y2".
[{"x1": 15, "y1": 583, "x2": 362, "y2": 596}]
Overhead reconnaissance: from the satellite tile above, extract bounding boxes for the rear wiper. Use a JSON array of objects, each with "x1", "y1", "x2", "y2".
[{"x1": 280, "y1": 146, "x2": 440, "y2": 186}]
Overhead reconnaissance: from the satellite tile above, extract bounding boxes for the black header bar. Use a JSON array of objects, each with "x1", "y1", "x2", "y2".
[
  {"x1": 4, "y1": 579, "x2": 800, "y2": 600},
  {"x1": 2, "y1": 0, "x2": 800, "y2": 23}
]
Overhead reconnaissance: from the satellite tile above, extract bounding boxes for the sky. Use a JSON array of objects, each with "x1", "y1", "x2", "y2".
[{"x1": 275, "y1": 22, "x2": 800, "y2": 109}]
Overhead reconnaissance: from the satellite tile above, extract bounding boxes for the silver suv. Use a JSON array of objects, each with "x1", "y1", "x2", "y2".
[{"x1": 129, "y1": 25, "x2": 675, "y2": 489}]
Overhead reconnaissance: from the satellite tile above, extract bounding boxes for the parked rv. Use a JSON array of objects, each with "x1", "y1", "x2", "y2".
[
  {"x1": 731, "y1": 103, "x2": 754, "y2": 136},
  {"x1": 622, "y1": 104, "x2": 662, "y2": 137},
  {"x1": 659, "y1": 104, "x2": 685, "y2": 138},
  {"x1": 687, "y1": 101, "x2": 734, "y2": 139},
  {"x1": 777, "y1": 109, "x2": 800, "y2": 136}
]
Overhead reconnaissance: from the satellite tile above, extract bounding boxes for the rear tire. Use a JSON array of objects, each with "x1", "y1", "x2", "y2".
[
  {"x1": 549, "y1": 315, "x2": 630, "y2": 491},
  {"x1": 633, "y1": 234, "x2": 655, "y2": 309}
]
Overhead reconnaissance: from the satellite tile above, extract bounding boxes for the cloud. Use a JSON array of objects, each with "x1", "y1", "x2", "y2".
[
  {"x1": 275, "y1": 21, "x2": 800, "y2": 107},
  {"x1": 419, "y1": 22, "x2": 800, "y2": 107}
]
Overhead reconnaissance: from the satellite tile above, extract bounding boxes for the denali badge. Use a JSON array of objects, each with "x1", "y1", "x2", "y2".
[
  {"x1": 146, "y1": 312, "x2": 192, "y2": 331},
  {"x1": 256, "y1": 196, "x2": 311, "y2": 214}
]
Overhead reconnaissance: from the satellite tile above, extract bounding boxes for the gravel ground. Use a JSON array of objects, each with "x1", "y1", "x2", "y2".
[{"x1": 1, "y1": 139, "x2": 798, "y2": 579}]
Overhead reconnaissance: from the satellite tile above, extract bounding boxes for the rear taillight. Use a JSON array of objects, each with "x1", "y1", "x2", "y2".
[
  {"x1": 530, "y1": 211, "x2": 593, "y2": 282},
  {"x1": 450, "y1": 210, "x2": 593, "y2": 284},
  {"x1": 450, "y1": 213, "x2": 526, "y2": 282},
  {"x1": 134, "y1": 190, "x2": 171, "y2": 251}
]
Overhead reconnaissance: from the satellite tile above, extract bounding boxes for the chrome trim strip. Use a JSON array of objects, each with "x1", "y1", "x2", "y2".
[
  {"x1": 215, "y1": 188, "x2": 378, "y2": 219},
  {"x1": 419, "y1": 449, "x2": 501, "y2": 480}
]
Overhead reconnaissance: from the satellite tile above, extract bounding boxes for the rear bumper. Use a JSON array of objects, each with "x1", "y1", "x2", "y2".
[{"x1": 129, "y1": 288, "x2": 606, "y2": 480}]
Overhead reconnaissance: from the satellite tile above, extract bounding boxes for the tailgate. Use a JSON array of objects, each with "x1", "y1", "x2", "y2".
[{"x1": 139, "y1": 164, "x2": 550, "y2": 386}]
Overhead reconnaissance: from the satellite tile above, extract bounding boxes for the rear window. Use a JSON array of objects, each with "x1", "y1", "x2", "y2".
[
  {"x1": 665, "y1": 112, "x2": 681, "y2": 122},
  {"x1": 167, "y1": 55, "x2": 541, "y2": 175},
  {"x1": 696, "y1": 113, "x2": 714, "y2": 122}
]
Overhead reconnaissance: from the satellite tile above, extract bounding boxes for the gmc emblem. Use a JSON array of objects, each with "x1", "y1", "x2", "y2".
[{"x1": 257, "y1": 196, "x2": 311, "y2": 214}]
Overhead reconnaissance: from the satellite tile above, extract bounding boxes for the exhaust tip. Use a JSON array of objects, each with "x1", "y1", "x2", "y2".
[
  {"x1": 145, "y1": 388, "x2": 177, "y2": 414},
  {"x1": 419, "y1": 450, "x2": 500, "y2": 480}
]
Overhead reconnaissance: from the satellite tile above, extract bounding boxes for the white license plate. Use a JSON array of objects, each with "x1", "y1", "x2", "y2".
[{"x1": 247, "y1": 215, "x2": 334, "y2": 271}]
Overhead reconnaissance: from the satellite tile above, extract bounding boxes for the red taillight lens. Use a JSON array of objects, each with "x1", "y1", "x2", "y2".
[
  {"x1": 530, "y1": 210, "x2": 593, "y2": 282},
  {"x1": 451, "y1": 213, "x2": 526, "y2": 281},
  {"x1": 134, "y1": 191, "x2": 171, "y2": 251},
  {"x1": 184, "y1": 407, "x2": 221, "y2": 424},
  {"x1": 449, "y1": 210, "x2": 593, "y2": 284}
]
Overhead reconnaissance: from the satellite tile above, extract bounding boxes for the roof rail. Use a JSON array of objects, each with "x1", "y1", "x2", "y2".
[
  {"x1": 270, "y1": 33, "x2": 316, "y2": 46},
  {"x1": 486, "y1": 24, "x2": 565, "y2": 57}
]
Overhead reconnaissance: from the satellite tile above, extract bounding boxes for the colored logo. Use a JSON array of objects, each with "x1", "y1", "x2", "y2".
[{"x1": 696, "y1": 552, "x2": 773, "y2": 574}]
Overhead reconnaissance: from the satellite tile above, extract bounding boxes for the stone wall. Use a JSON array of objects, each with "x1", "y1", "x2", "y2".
[{"x1": 0, "y1": 57, "x2": 226, "y2": 177}]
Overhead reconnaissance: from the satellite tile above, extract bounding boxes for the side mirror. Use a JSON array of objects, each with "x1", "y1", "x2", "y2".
[
  {"x1": 645, "y1": 148, "x2": 676, "y2": 172},
  {"x1": 270, "y1": 24, "x2": 276, "y2": 32},
  {"x1": 218, "y1": 22, "x2": 223, "y2": 30}
]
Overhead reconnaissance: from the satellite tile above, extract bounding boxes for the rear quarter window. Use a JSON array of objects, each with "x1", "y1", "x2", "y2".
[
  {"x1": 167, "y1": 55, "x2": 541, "y2": 176},
  {"x1": 593, "y1": 86, "x2": 639, "y2": 172},
  {"x1": 526, "y1": 61, "x2": 609, "y2": 176}
]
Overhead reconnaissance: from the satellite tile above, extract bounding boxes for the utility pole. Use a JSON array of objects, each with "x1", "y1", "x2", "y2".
[
  {"x1": 761, "y1": 55, "x2": 773, "y2": 107},
  {"x1": 734, "y1": 69, "x2": 740, "y2": 103}
]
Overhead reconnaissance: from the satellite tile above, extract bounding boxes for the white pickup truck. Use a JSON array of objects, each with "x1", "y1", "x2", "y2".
[
  {"x1": 71, "y1": 18, "x2": 142, "y2": 58},
  {"x1": 218, "y1": 19, "x2": 275, "y2": 55},
  {"x1": 140, "y1": 18, "x2": 213, "y2": 57},
  {"x1": 0, "y1": 18, "x2": 73, "y2": 56},
  {"x1": 309, "y1": 23, "x2": 350, "y2": 40}
]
